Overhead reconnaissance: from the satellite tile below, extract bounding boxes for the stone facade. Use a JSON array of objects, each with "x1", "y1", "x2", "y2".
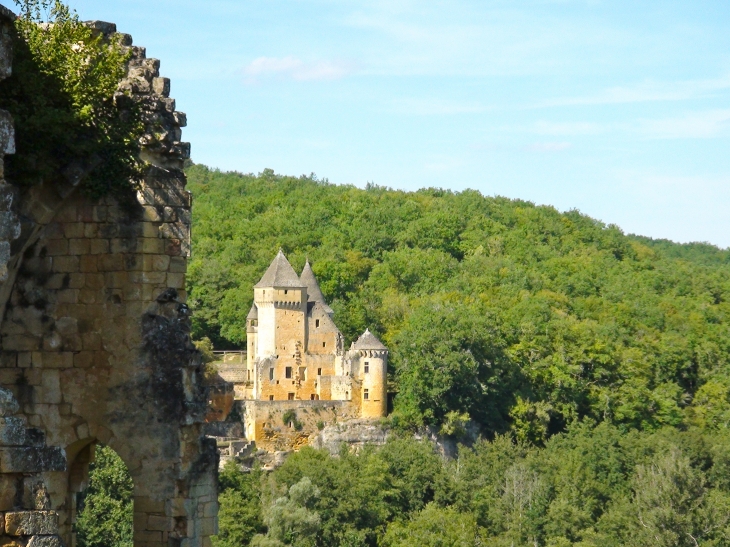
[
  {"x1": 215, "y1": 251, "x2": 388, "y2": 449},
  {"x1": 0, "y1": 10, "x2": 217, "y2": 547}
]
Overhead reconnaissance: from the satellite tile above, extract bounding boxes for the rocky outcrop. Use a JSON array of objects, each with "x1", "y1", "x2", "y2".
[{"x1": 309, "y1": 419, "x2": 391, "y2": 454}]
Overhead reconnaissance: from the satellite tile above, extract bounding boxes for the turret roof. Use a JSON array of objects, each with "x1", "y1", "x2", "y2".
[
  {"x1": 300, "y1": 260, "x2": 334, "y2": 314},
  {"x1": 247, "y1": 304, "x2": 258, "y2": 320},
  {"x1": 352, "y1": 328, "x2": 387, "y2": 351},
  {"x1": 255, "y1": 250, "x2": 305, "y2": 288}
]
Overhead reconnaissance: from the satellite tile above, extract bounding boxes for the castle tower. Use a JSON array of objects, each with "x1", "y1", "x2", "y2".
[
  {"x1": 352, "y1": 329, "x2": 388, "y2": 418},
  {"x1": 300, "y1": 259, "x2": 334, "y2": 317},
  {"x1": 253, "y1": 250, "x2": 308, "y2": 359}
]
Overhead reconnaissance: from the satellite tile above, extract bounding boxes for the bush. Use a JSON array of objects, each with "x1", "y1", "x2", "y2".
[
  {"x1": 0, "y1": 0, "x2": 145, "y2": 198},
  {"x1": 282, "y1": 410, "x2": 303, "y2": 431}
]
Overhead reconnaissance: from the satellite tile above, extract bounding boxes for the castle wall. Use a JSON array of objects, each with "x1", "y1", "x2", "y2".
[
  {"x1": 306, "y1": 305, "x2": 339, "y2": 355},
  {"x1": 0, "y1": 16, "x2": 217, "y2": 547}
]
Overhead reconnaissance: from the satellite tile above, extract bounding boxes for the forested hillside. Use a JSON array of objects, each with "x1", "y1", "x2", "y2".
[{"x1": 188, "y1": 165, "x2": 730, "y2": 440}]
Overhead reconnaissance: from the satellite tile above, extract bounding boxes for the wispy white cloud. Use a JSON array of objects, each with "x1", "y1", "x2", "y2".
[
  {"x1": 639, "y1": 109, "x2": 730, "y2": 139},
  {"x1": 389, "y1": 98, "x2": 488, "y2": 116},
  {"x1": 532, "y1": 120, "x2": 607, "y2": 136},
  {"x1": 244, "y1": 56, "x2": 354, "y2": 82},
  {"x1": 525, "y1": 142, "x2": 573, "y2": 152},
  {"x1": 540, "y1": 75, "x2": 730, "y2": 107}
]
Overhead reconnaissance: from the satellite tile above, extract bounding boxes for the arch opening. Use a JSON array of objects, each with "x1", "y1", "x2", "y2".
[{"x1": 73, "y1": 444, "x2": 134, "y2": 547}]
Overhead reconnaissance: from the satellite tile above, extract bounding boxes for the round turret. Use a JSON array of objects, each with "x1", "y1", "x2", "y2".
[{"x1": 352, "y1": 329, "x2": 388, "y2": 418}]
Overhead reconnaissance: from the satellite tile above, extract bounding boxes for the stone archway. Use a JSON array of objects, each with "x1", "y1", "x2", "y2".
[{"x1": 0, "y1": 11, "x2": 219, "y2": 547}]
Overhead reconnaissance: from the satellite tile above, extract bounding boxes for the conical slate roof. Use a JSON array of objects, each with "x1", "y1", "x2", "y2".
[
  {"x1": 300, "y1": 260, "x2": 333, "y2": 314},
  {"x1": 352, "y1": 328, "x2": 387, "y2": 351},
  {"x1": 247, "y1": 304, "x2": 258, "y2": 320},
  {"x1": 255, "y1": 250, "x2": 305, "y2": 288}
]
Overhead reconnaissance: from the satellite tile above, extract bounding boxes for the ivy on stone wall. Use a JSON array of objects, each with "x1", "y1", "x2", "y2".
[{"x1": 0, "y1": 0, "x2": 145, "y2": 198}]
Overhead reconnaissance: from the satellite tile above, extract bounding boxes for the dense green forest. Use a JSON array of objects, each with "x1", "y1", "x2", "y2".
[
  {"x1": 215, "y1": 426, "x2": 730, "y2": 547},
  {"x1": 187, "y1": 165, "x2": 730, "y2": 440}
]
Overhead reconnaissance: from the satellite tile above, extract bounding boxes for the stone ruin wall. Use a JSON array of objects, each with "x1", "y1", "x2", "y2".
[{"x1": 0, "y1": 10, "x2": 218, "y2": 547}]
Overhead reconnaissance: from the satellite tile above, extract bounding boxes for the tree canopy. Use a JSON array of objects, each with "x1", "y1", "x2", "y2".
[{"x1": 187, "y1": 165, "x2": 730, "y2": 438}]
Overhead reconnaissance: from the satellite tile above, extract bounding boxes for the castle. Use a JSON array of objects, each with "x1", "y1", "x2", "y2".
[{"x1": 225, "y1": 251, "x2": 388, "y2": 445}]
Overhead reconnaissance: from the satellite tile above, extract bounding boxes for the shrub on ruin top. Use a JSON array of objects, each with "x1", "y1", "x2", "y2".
[{"x1": 0, "y1": 0, "x2": 145, "y2": 198}]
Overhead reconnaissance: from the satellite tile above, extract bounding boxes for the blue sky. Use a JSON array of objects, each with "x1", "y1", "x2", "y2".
[{"x1": 67, "y1": 0, "x2": 730, "y2": 247}]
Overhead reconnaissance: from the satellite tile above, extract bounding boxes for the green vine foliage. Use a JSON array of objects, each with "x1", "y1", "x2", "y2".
[{"x1": 0, "y1": 0, "x2": 145, "y2": 199}]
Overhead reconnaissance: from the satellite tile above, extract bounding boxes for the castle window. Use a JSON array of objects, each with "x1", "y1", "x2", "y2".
[
  {"x1": 322, "y1": 342, "x2": 326, "y2": 348},
  {"x1": 269, "y1": 369, "x2": 274, "y2": 381},
  {"x1": 299, "y1": 367, "x2": 307, "y2": 381},
  {"x1": 364, "y1": 362, "x2": 370, "y2": 374},
  {"x1": 285, "y1": 367, "x2": 292, "y2": 379},
  {"x1": 310, "y1": 394, "x2": 315, "y2": 400},
  {"x1": 317, "y1": 368, "x2": 322, "y2": 376},
  {"x1": 269, "y1": 395, "x2": 274, "y2": 401},
  {"x1": 285, "y1": 290, "x2": 288, "y2": 294},
  {"x1": 288, "y1": 393, "x2": 295, "y2": 400},
  {"x1": 364, "y1": 389, "x2": 369, "y2": 400},
  {"x1": 316, "y1": 319, "x2": 320, "y2": 328}
]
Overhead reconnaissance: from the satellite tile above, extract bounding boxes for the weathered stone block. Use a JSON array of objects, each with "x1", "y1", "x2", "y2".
[
  {"x1": 169, "y1": 257, "x2": 186, "y2": 274},
  {"x1": 67, "y1": 239, "x2": 89, "y2": 255},
  {"x1": 152, "y1": 77, "x2": 170, "y2": 97},
  {"x1": 16, "y1": 354, "x2": 30, "y2": 369},
  {"x1": 167, "y1": 274, "x2": 184, "y2": 289},
  {"x1": 52, "y1": 256, "x2": 79, "y2": 273},
  {"x1": 27, "y1": 535, "x2": 64, "y2": 547},
  {"x1": 4, "y1": 511, "x2": 58, "y2": 535},
  {"x1": 89, "y1": 239, "x2": 109, "y2": 255},
  {"x1": 2, "y1": 336, "x2": 40, "y2": 352},
  {"x1": 174, "y1": 112, "x2": 187, "y2": 127},
  {"x1": 141, "y1": 238, "x2": 163, "y2": 254},
  {"x1": 0, "y1": 447, "x2": 65, "y2": 474},
  {"x1": 134, "y1": 497, "x2": 165, "y2": 514},
  {"x1": 0, "y1": 389, "x2": 18, "y2": 417},
  {"x1": 98, "y1": 255, "x2": 124, "y2": 272},
  {"x1": 43, "y1": 240, "x2": 67, "y2": 257},
  {"x1": 0, "y1": 475, "x2": 18, "y2": 511},
  {"x1": 62, "y1": 223, "x2": 84, "y2": 239},
  {"x1": 143, "y1": 206, "x2": 162, "y2": 222},
  {"x1": 147, "y1": 514, "x2": 171, "y2": 531},
  {"x1": 55, "y1": 290, "x2": 78, "y2": 304},
  {"x1": 72, "y1": 352, "x2": 93, "y2": 368},
  {"x1": 83, "y1": 223, "x2": 98, "y2": 238},
  {"x1": 40, "y1": 354, "x2": 72, "y2": 369},
  {"x1": 0, "y1": 418, "x2": 27, "y2": 446},
  {"x1": 39, "y1": 372, "x2": 61, "y2": 405}
]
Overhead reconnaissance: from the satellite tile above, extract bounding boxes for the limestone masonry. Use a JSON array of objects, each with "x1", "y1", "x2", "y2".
[
  {"x1": 0, "y1": 8, "x2": 217, "y2": 547},
  {"x1": 214, "y1": 251, "x2": 388, "y2": 450}
]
